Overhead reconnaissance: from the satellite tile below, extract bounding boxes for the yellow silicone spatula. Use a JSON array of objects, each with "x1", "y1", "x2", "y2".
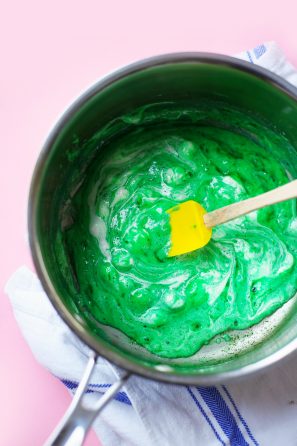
[{"x1": 167, "y1": 179, "x2": 297, "y2": 257}]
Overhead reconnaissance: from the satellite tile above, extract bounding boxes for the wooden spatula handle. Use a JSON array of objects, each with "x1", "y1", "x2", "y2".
[{"x1": 204, "y1": 179, "x2": 297, "y2": 228}]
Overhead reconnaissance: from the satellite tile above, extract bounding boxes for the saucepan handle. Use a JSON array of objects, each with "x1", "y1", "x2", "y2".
[{"x1": 44, "y1": 353, "x2": 131, "y2": 446}]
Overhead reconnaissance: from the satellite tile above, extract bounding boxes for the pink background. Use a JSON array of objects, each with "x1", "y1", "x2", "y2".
[{"x1": 1, "y1": 1, "x2": 297, "y2": 444}]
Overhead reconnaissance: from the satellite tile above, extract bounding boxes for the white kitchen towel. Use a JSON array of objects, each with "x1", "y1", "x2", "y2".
[
  {"x1": 5, "y1": 42, "x2": 297, "y2": 446},
  {"x1": 236, "y1": 41, "x2": 297, "y2": 86}
]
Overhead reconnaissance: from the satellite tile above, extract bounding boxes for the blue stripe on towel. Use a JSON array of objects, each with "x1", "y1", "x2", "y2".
[
  {"x1": 253, "y1": 44, "x2": 266, "y2": 59},
  {"x1": 187, "y1": 386, "x2": 226, "y2": 445},
  {"x1": 198, "y1": 387, "x2": 249, "y2": 446},
  {"x1": 60, "y1": 378, "x2": 132, "y2": 405},
  {"x1": 222, "y1": 385, "x2": 259, "y2": 446},
  {"x1": 61, "y1": 378, "x2": 78, "y2": 391},
  {"x1": 246, "y1": 50, "x2": 254, "y2": 64}
]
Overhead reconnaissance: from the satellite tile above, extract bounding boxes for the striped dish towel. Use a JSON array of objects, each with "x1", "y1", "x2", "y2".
[{"x1": 5, "y1": 42, "x2": 297, "y2": 446}]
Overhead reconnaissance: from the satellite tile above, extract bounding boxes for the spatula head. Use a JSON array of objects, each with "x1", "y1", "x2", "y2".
[{"x1": 167, "y1": 200, "x2": 212, "y2": 257}]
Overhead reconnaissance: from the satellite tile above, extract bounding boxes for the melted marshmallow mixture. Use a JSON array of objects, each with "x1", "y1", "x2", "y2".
[{"x1": 61, "y1": 104, "x2": 297, "y2": 358}]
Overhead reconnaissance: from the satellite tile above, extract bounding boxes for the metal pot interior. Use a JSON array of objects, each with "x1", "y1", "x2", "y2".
[{"x1": 29, "y1": 54, "x2": 297, "y2": 384}]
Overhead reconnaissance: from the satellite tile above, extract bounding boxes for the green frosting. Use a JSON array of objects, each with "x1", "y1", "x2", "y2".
[{"x1": 61, "y1": 103, "x2": 297, "y2": 358}]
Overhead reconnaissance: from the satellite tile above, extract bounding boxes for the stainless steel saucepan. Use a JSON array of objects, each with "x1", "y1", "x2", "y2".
[{"x1": 28, "y1": 53, "x2": 297, "y2": 445}]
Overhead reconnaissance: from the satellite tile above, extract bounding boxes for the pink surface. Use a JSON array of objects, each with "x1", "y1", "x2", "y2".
[{"x1": 1, "y1": 1, "x2": 297, "y2": 444}]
